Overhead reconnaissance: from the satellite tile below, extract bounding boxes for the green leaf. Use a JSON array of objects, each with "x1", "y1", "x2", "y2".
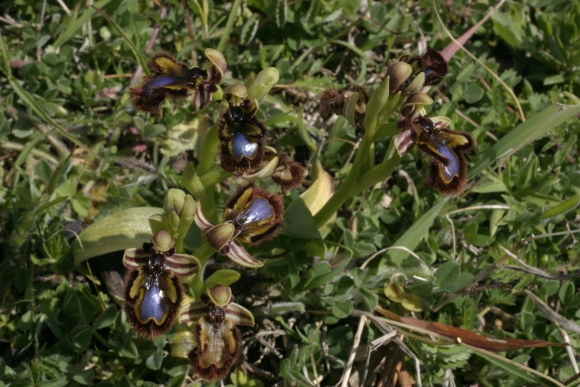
[
  {"x1": 15, "y1": 136, "x2": 43, "y2": 168},
  {"x1": 72, "y1": 207, "x2": 164, "y2": 264},
  {"x1": 38, "y1": 378, "x2": 69, "y2": 387},
  {"x1": 90, "y1": 6, "x2": 149, "y2": 72},
  {"x1": 72, "y1": 369, "x2": 94, "y2": 385},
  {"x1": 275, "y1": 0, "x2": 287, "y2": 28},
  {"x1": 472, "y1": 351, "x2": 539, "y2": 384},
  {"x1": 463, "y1": 83, "x2": 484, "y2": 103},
  {"x1": 434, "y1": 262, "x2": 460, "y2": 292},
  {"x1": 279, "y1": 346, "x2": 311, "y2": 385},
  {"x1": 331, "y1": 301, "x2": 352, "y2": 319},
  {"x1": 464, "y1": 233, "x2": 495, "y2": 247},
  {"x1": 358, "y1": 286, "x2": 378, "y2": 311},
  {"x1": 0, "y1": 36, "x2": 92, "y2": 155},
  {"x1": 53, "y1": 0, "x2": 112, "y2": 48},
  {"x1": 203, "y1": 270, "x2": 241, "y2": 288},
  {"x1": 72, "y1": 328, "x2": 92, "y2": 351},
  {"x1": 332, "y1": 40, "x2": 372, "y2": 65},
  {"x1": 12, "y1": 196, "x2": 68, "y2": 247},
  {"x1": 120, "y1": 341, "x2": 139, "y2": 358},
  {"x1": 559, "y1": 281, "x2": 574, "y2": 306},
  {"x1": 385, "y1": 198, "x2": 449, "y2": 266},
  {"x1": 94, "y1": 304, "x2": 118, "y2": 330},
  {"x1": 166, "y1": 374, "x2": 187, "y2": 387},
  {"x1": 281, "y1": 198, "x2": 322, "y2": 239},
  {"x1": 295, "y1": 254, "x2": 352, "y2": 292},
  {"x1": 45, "y1": 154, "x2": 72, "y2": 196},
  {"x1": 255, "y1": 302, "x2": 305, "y2": 319},
  {"x1": 539, "y1": 193, "x2": 580, "y2": 219},
  {"x1": 469, "y1": 104, "x2": 580, "y2": 179},
  {"x1": 146, "y1": 350, "x2": 163, "y2": 370}
]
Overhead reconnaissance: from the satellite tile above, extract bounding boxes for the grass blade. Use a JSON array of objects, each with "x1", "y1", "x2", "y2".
[
  {"x1": 469, "y1": 104, "x2": 580, "y2": 179},
  {"x1": 386, "y1": 198, "x2": 449, "y2": 266},
  {"x1": 90, "y1": 6, "x2": 149, "y2": 72},
  {"x1": 0, "y1": 35, "x2": 92, "y2": 154},
  {"x1": 53, "y1": 0, "x2": 112, "y2": 48},
  {"x1": 470, "y1": 346, "x2": 566, "y2": 387}
]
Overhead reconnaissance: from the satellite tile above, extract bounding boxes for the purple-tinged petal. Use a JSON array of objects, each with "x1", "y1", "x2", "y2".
[
  {"x1": 165, "y1": 253, "x2": 200, "y2": 277},
  {"x1": 179, "y1": 300, "x2": 210, "y2": 323},
  {"x1": 194, "y1": 200, "x2": 214, "y2": 231},
  {"x1": 123, "y1": 248, "x2": 149, "y2": 270},
  {"x1": 225, "y1": 302, "x2": 255, "y2": 327},
  {"x1": 204, "y1": 48, "x2": 227, "y2": 84},
  {"x1": 394, "y1": 130, "x2": 415, "y2": 157},
  {"x1": 225, "y1": 241, "x2": 263, "y2": 268}
]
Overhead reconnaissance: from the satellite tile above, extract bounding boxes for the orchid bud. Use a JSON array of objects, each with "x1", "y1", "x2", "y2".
[
  {"x1": 164, "y1": 188, "x2": 186, "y2": 216},
  {"x1": 247, "y1": 67, "x2": 279, "y2": 101},
  {"x1": 402, "y1": 71, "x2": 426, "y2": 95},
  {"x1": 386, "y1": 61, "x2": 414, "y2": 94},
  {"x1": 387, "y1": 48, "x2": 448, "y2": 95}
]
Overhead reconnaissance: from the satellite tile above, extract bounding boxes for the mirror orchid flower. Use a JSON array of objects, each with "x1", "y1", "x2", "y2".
[
  {"x1": 123, "y1": 230, "x2": 200, "y2": 338},
  {"x1": 195, "y1": 184, "x2": 284, "y2": 268},
  {"x1": 180, "y1": 285, "x2": 254, "y2": 381}
]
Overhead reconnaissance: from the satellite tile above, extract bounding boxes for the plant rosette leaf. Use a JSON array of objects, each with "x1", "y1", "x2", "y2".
[{"x1": 73, "y1": 207, "x2": 164, "y2": 264}]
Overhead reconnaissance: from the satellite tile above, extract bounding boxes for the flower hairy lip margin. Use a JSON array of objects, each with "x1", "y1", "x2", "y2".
[
  {"x1": 179, "y1": 286, "x2": 254, "y2": 381},
  {"x1": 122, "y1": 230, "x2": 200, "y2": 339},
  {"x1": 396, "y1": 115, "x2": 475, "y2": 195},
  {"x1": 194, "y1": 183, "x2": 284, "y2": 268}
]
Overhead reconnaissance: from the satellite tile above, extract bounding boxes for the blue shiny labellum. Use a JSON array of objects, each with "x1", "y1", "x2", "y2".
[
  {"x1": 142, "y1": 76, "x2": 180, "y2": 100},
  {"x1": 242, "y1": 198, "x2": 273, "y2": 225},
  {"x1": 432, "y1": 138, "x2": 460, "y2": 181},
  {"x1": 231, "y1": 130, "x2": 258, "y2": 161},
  {"x1": 147, "y1": 75, "x2": 179, "y2": 89},
  {"x1": 423, "y1": 67, "x2": 434, "y2": 77},
  {"x1": 139, "y1": 284, "x2": 168, "y2": 323}
]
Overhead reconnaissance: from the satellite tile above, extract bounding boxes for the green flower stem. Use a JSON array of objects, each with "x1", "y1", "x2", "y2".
[
  {"x1": 197, "y1": 125, "x2": 219, "y2": 176},
  {"x1": 200, "y1": 193, "x2": 218, "y2": 224},
  {"x1": 217, "y1": 0, "x2": 242, "y2": 52},
  {"x1": 190, "y1": 274, "x2": 205, "y2": 301},
  {"x1": 314, "y1": 152, "x2": 402, "y2": 229},
  {"x1": 200, "y1": 168, "x2": 233, "y2": 188},
  {"x1": 174, "y1": 236, "x2": 184, "y2": 254},
  {"x1": 313, "y1": 134, "x2": 373, "y2": 229},
  {"x1": 196, "y1": 125, "x2": 220, "y2": 223},
  {"x1": 190, "y1": 241, "x2": 217, "y2": 299},
  {"x1": 194, "y1": 241, "x2": 216, "y2": 267},
  {"x1": 339, "y1": 134, "x2": 374, "y2": 195},
  {"x1": 375, "y1": 122, "x2": 399, "y2": 138},
  {"x1": 346, "y1": 153, "x2": 402, "y2": 199},
  {"x1": 313, "y1": 94, "x2": 402, "y2": 230}
]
